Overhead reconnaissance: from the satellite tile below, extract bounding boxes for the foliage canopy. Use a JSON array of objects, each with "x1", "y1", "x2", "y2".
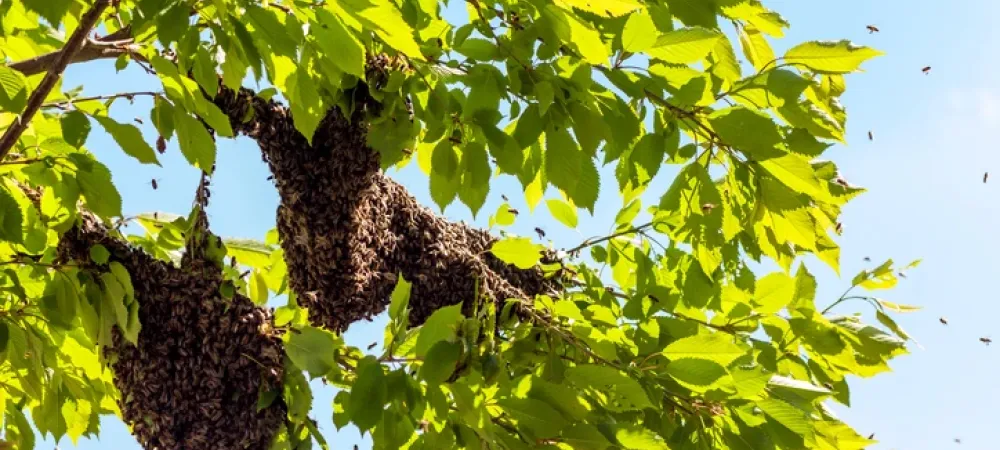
[{"x1": 0, "y1": 0, "x2": 919, "y2": 448}]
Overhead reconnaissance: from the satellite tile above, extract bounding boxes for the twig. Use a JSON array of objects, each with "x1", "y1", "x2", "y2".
[
  {"x1": 0, "y1": 0, "x2": 113, "y2": 161},
  {"x1": 567, "y1": 221, "x2": 655, "y2": 254},
  {"x1": 7, "y1": 25, "x2": 139, "y2": 77},
  {"x1": 41, "y1": 91, "x2": 162, "y2": 109}
]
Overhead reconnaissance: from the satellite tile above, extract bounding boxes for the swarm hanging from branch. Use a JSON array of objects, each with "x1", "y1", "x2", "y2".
[
  {"x1": 212, "y1": 84, "x2": 559, "y2": 332},
  {"x1": 57, "y1": 208, "x2": 285, "y2": 450}
]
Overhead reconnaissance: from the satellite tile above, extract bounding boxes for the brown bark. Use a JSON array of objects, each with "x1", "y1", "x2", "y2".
[
  {"x1": 57, "y1": 212, "x2": 285, "y2": 450},
  {"x1": 213, "y1": 87, "x2": 558, "y2": 332}
]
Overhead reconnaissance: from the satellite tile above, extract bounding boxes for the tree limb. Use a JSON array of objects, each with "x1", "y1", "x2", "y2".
[{"x1": 0, "y1": 0, "x2": 113, "y2": 160}]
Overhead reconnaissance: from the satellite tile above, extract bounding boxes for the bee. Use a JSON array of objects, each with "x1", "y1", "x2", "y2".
[
  {"x1": 534, "y1": 227, "x2": 545, "y2": 239},
  {"x1": 402, "y1": 148, "x2": 413, "y2": 156},
  {"x1": 835, "y1": 222, "x2": 843, "y2": 234},
  {"x1": 501, "y1": 194, "x2": 509, "y2": 202},
  {"x1": 866, "y1": 25, "x2": 879, "y2": 33},
  {"x1": 868, "y1": 130, "x2": 873, "y2": 141},
  {"x1": 939, "y1": 317, "x2": 948, "y2": 325},
  {"x1": 134, "y1": 117, "x2": 144, "y2": 125},
  {"x1": 867, "y1": 433, "x2": 876, "y2": 440},
  {"x1": 156, "y1": 136, "x2": 167, "y2": 154},
  {"x1": 863, "y1": 256, "x2": 871, "y2": 262},
  {"x1": 508, "y1": 208, "x2": 519, "y2": 216},
  {"x1": 367, "y1": 341, "x2": 378, "y2": 351},
  {"x1": 922, "y1": 66, "x2": 932, "y2": 74},
  {"x1": 984, "y1": 172, "x2": 989, "y2": 183},
  {"x1": 700, "y1": 203, "x2": 716, "y2": 213},
  {"x1": 981, "y1": 337, "x2": 992, "y2": 345},
  {"x1": 150, "y1": 178, "x2": 159, "y2": 190},
  {"x1": 955, "y1": 438, "x2": 962, "y2": 444}
]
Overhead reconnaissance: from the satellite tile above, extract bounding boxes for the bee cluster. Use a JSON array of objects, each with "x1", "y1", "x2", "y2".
[
  {"x1": 57, "y1": 212, "x2": 285, "y2": 450},
  {"x1": 214, "y1": 83, "x2": 558, "y2": 333}
]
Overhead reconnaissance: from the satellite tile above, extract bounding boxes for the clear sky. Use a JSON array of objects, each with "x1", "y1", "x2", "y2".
[{"x1": 35, "y1": 1, "x2": 1000, "y2": 449}]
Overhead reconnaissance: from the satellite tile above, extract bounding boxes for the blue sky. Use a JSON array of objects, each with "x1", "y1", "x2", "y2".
[{"x1": 36, "y1": 1, "x2": 1000, "y2": 449}]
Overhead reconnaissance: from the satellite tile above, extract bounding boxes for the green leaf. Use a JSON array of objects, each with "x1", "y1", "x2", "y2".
[
  {"x1": 388, "y1": 276, "x2": 412, "y2": 321},
  {"x1": 760, "y1": 154, "x2": 825, "y2": 200},
  {"x1": 490, "y1": 237, "x2": 543, "y2": 269},
  {"x1": 41, "y1": 276, "x2": 78, "y2": 329},
  {"x1": 709, "y1": 107, "x2": 784, "y2": 158},
  {"x1": 431, "y1": 140, "x2": 460, "y2": 178},
  {"x1": 419, "y1": 340, "x2": 462, "y2": 384},
  {"x1": 348, "y1": 356, "x2": 387, "y2": 431},
  {"x1": 497, "y1": 397, "x2": 568, "y2": 438},
  {"x1": 0, "y1": 321, "x2": 7, "y2": 355},
  {"x1": 93, "y1": 116, "x2": 160, "y2": 165},
  {"x1": 561, "y1": 424, "x2": 612, "y2": 450},
  {"x1": 622, "y1": 11, "x2": 658, "y2": 53},
  {"x1": 616, "y1": 426, "x2": 669, "y2": 449},
  {"x1": 666, "y1": 358, "x2": 728, "y2": 390},
  {"x1": 757, "y1": 398, "x2": 811, "y2": 436},
  {"x1": 546, "y1": 125, "x2": 600, "y2": 211},
  {"x1": 739, "y1": 25, "x2": 777, "y2": 71},
  {"x1": 414, "y1": 304, "x2": 464, "y2": 357},
  {"x1": 249, "y1": 270, "x2": 269, "y2": 305},
  {"x1": 69, "y1": 154, "x2": 122, "y2": 218},
  {"x1": 312, "y1": 10, "x2": 365, "y2": 77},
  {"x1": 0, "y1": 187, "x2": 23, "y2": 244},
  {"x1": 665, "y1": 0, "x2": 717, "y2": 27},
  {"x1": 647, "y1": 27, "x2": 722, "y2": 64},
  {"x1": 663, "y1": 333, "x2": 746, "y2": 366},
  {"x1": 565, "y1": 365, "x2": 653, "y2": 411},
  {"x1": 455, "y1": 38, "x2": 497, "y2": 61},
  {"x1": 783, "y1": 40, "x2": 884, "y2": 74},
  {"x1": 60, "y1": 111, "x2": 91, "y2": 148},
  {"x1": 89, "y1": 244, "x2": 110, "y2": 264},
  {"x1": 542, "y1": 4, "x2": 610, "y2": 65},
  {"x1": 286, "y1": 326, "x2": 340, "y2": 377},
  {"x1": 0, "y1": 65, "x2": 28, "y2": 112},
  {"x1": 336, "y1": 0, "x2": 423, "y2": 59},
  {"x1": 173, "y1": 109, "x2": 217, "y2": 172},
  {"x1": 876, "y1": 299, "x2": 920, "y2": 313},
  {"x1": 546, "y1": 198, "x2": 578, "y2": 228},
  {"x1": 557, "y1": 0, "x2": 642, "y2": 17},
  {"x1": 223, "y1": 238, "x2": 274, "y2": 269},
  {"x1": 755, "y1": 272, "x2": 795, "y2": 314}
]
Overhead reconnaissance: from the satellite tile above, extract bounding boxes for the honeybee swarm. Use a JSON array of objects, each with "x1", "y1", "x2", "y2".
[
  {"x1": 57, "y1": 213, "x2": 285, "y2": 450},
  {"x1": 214, "y1": 82, "x2": 558, "y2": 332}
]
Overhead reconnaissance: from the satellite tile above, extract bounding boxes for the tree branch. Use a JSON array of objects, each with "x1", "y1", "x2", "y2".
[
  {"x1": 7, "y1": 25, "x2": 139, "y2": 77},
  {"x1": 0, "y1": 0, "x2": 113, "y2": 160}
]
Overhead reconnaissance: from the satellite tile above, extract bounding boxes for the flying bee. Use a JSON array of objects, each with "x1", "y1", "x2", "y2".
[
  {"x1": 501, "y1": 194, "x2": 509, "y2": 202},
  {"x1": 508, "y1": 208, "x2": 519, "y2": 216},
  {"x1": 922, "y1": 66, "x2": 932, "y2": 74},
  {"x1": 835, "y1": 222, "x2": 843, "y2": 234},
  {"x1": 149, "y1": 178, "x2": 159, "y2": 190},
  {"x1": 701, "y1": 203, "x2": 716, "y2": 213},
  {"x1": 534, "y1": 227, "x2": 545, "y2": 239},
  {"x1": 866, "y1": 25, "x2": 879, "y2": 33},
  {"x1": 984, "y1": 172, "x2": 989, "y2": 183},
  {"x1": 367, "y1": 341, "x2": 378, "y2": 351},
  {"x1": 156, "y1": 135, "x2": 167, "y2": 154},
  {"x1": 939, "y1": 317, "x2": 948, "y2": 325},
  {"x1": 981, "y1": 337, "x2": 992, "y2": 345},
  {"x1": 134, "y1": 117, "x2": 144, "y2": 125},
  {"x1": 868, "y1": 130, "x2": 873, "y2": 141},
  {"x1": 867, "y1": 433, "x2": 875, "y2": 440},
  {"x1": 863, "y1": 256, "x2": 871, "y2": 262}
]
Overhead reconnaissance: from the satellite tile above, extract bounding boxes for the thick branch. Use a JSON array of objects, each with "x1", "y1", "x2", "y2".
[{"x1": 0, "y1": 0, "x2": 112, "y2": 160}]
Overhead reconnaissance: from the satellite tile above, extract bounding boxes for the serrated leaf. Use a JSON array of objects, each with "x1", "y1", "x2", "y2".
[
  {"x1": 647, "y1": 27, "x2": 722, "y2": 64},
  {"x1": 755, "y1": 272, "x2": 795, "y2": 314},
  {"x1": 666, "y1": 358, "x2": 728, "y2": 389},
  {"x1": 498, "y1": 397, "x2": 568, "y2": 438},
  {"x1": 783, "y1": 40, "x2": 883, "y2": 74},
  {"x1": 546, "y1": 198, "x2": 578, "y2": 228},
  {"x1": 566, "y1": 365, "x2": 653, "y2": 411},
  {"x1": 414, "y1": 304, "x2": 464, "y2": 357},
  {"x1": 388, "y1": 276, "x2": 411, "y2": 321},
  {"x1": 286, "y1": 326, "x2": 340, "y2": 377},
  {"x1": 542, "y1": 5, "x2": 610, "y2": 65},
  {"x1": 556, "y1": 0, "x2": 642, "y2": 17},
  {"x1": 419, "y1": 340, "x2": 461, "y2": 384},
  {"x1": 0, "y1": 187, "x2": 23, "y2": 244},
  {"x1": 663, "y1": 333, "x2": 746, "y2": 366},
  {"x1": 69, "y1": 154, "x2": 122, "y2": 218},
  {"x1": 490, "y1": 237, "x2": 543, "y2": 269},
  {"x1": 0, "y1": 65, "x2": 28, "y2": 112},
  {"x1": 336, "y1": 0, "x2": 423, "y2": 59},
  {"x1": 561, "y1": 424, "x2": 612, "y2": 449},
  {"x1": 313, "y1": 9, "x2": 365, "y2": 77},
  {"x1": 758, "y1": 398, "x2": 811, "y2": 436},
  {"x1": 348, "y1": 356, "x2": 387, "y2": 431},
  {"x1": 93, "y1": 116, "x2": 160, "y2": 165},
  {"x1": 616, "y1": 426, "x2": 669, "y2": 449},
  {"x1": 60, "y1": 111, "x2": 91, "y2": 148},
  {"x1": 174, "y1": 109, "x2": 217, "y2": 172},
  {"x1": 709, "y1": 106, "x2": 784, "y2": 158},
  {"x1": 622, "y1": 11, "x2": 658, "y2": 53}
]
